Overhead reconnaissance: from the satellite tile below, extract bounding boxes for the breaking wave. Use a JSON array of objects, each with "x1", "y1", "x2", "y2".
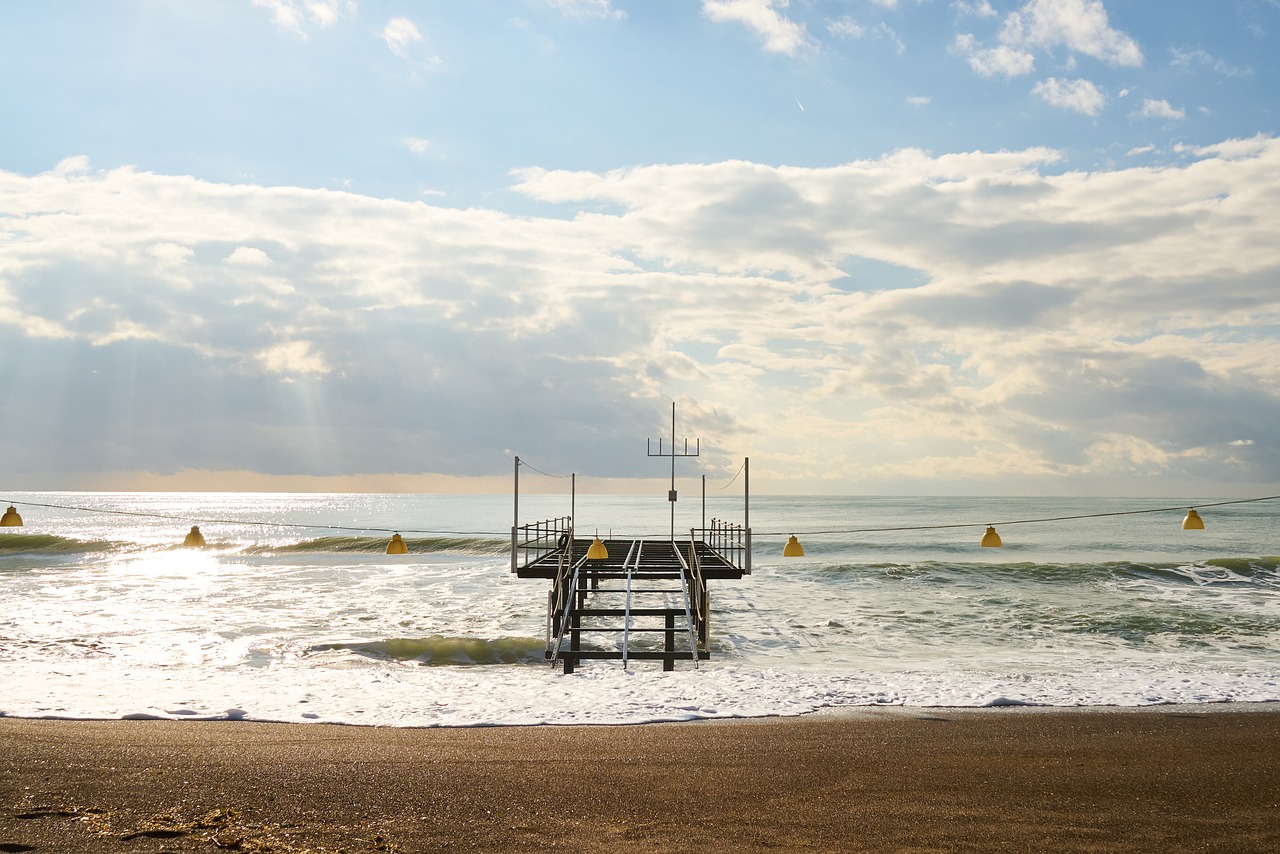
[{"x1": 311, "y1": 635, "x2": 546, "y2": 665}]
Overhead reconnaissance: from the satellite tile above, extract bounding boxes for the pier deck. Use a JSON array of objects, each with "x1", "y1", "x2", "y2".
[{"x1": 515, "y1": 535, "x2": 747, "y2": 672}]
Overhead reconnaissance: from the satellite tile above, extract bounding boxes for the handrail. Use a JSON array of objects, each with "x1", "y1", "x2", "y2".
[
  {"x1": 622, "y1": 539, "x2": 642, "y2": 669},
  {"x1": 548, "y1": 553, "x2": 588, "y2": 668},
  {"x1": 513, "y1": 515, "x2": 573, "y2": 573},
  {"x1": 545, "y1": 526, "x2": 573, "y2": 652},
  {"x1": 687, "y1": 530, "x2": 708, "y2": 652},
  {"x1": 696, "y1": 518, "x2": 749, "y2": 574},
  {"x1": 674, "y1": 537, "x2": 701, "y2": 666}
]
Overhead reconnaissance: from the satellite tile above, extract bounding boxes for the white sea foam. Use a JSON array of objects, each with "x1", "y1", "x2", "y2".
[{"x1": 2, "y1": 492, "x2": 1278, "y2": 726}]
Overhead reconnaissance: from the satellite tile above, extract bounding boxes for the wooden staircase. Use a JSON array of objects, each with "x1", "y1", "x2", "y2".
[{"x1": 546, "y1": 538, "x2": 710, "y2": 673}]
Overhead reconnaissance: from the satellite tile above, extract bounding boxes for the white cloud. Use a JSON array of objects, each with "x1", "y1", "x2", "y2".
[
  {"x1": 953, "y1": 0, "x2": 997, "y2": 17},
  {"x1": 257, "y1": 340, "x2": 330, "y2": 376},
  {"x1": 383, "y1": 17, "x2": 423, "y2": 59},
  {"x1": 953, "y1": 33, "x2": 1036, "y2": 77},
  {"x1": 1170, "y1": 46, "x2": 1252, "y2": 77},
  {"x1": 878, "y1": 23, "x2": 907, "y2": 54},
  {"x1": 1032, "y1": 77, "x2": 1106, "y2": 115},
  {"x1": 907, "y1": 96, "x2": 931, "y2": 106},
  {"x1": 225, "y1": 247, "x2": 273, "y2": 266},
  {"x1": 5, "y1": 137, "x2": 1280, "y2": 489},
  {"x1": 253, "y1": 0, "x2": 353, "y2": 36},
  {"x1": 957, "y1": 0, "x2": 1141, "y2": 80},
  {"x1": 1135, "y1": 98, "x2": 1185, "y2": 120},
  {"x1": 404, "y1": 136, "x2": 431, "y2": 155},
  {"x1": 1000, "y1": 0, "x2": 1142, "y2": 67},
  {"x1": 702, "y1": 0, "x2": 816, "y2": 56},
  {"x1": 827, "y1": 16, "x2": 864, "y2": 39},
  {"x1": 542, "y1": 0, "x2": 626, "y2": 19}
]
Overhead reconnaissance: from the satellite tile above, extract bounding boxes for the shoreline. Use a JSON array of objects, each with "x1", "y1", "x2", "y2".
[{"x1": 4, "y1": 705, "x2": 1278, "y2": 852}]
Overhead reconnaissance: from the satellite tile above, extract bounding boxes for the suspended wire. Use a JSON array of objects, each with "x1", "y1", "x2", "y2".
[
  {"x1": 1, "y1": 498, "x2": 509, "y2": 538},
  {"x1": 8, "y1": 493, "x2": 1278, "y2": 542},
  {"x1": 516, "y1": 458, "x2": 573, "y2": 479},
  {"x1": 715, "y1": 460, "x2": 747, "y2": 491},
  {"x1": 754, "y1": 494, "x2": 1280, "y2": 537}
]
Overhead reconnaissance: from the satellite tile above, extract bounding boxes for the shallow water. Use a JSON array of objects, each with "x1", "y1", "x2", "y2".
[{"x1": 1, "y1": 492, "x2": 1277, "y2": 725}]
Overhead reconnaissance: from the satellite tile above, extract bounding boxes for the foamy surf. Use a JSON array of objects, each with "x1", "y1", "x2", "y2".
[{"x1": 2, "y1": 492, "x2": 1278, "y2": 726}]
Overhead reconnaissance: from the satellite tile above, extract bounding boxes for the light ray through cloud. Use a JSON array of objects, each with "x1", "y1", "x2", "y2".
[{"x1": 1, "y1": 1, "x2": 1278, "y2": 495}]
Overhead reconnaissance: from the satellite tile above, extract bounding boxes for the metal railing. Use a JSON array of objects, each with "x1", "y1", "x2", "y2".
[
  {"x1": 512, "y1": 515, "x2": 572, "y2": 572},
  {"x1": 682, "y1": 531, "x2": 707, "y2": 659},
  {"x1": 695, "y1": 518, "x2": 751, "y2": 574},
  {"x1": 547, "y1": 529, "x2": 586, "y2": 665}
]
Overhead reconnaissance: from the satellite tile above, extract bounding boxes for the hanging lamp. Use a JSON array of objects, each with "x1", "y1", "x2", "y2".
[
  {"x1": 586, "y1": 535, "x2": 609, "y2": 560},
  {"x1": 782, "y1": 535, "x2": 805, "y2": 557},
  {"x1": 980, "y1": 526, "x2": 1002, "y2": 547},
  {"x1": 182, "y1": 526, "x2": 206, "y2": 548},
  {"x1": 386, "y1": 533, "x2": 409, "y2": 554},
  {"x1": 1181, "y1": 509, "x2": 1205, "y2": 530},
  {"x1": 1, "y1": 505, "x2": 22, "y2": 527}
]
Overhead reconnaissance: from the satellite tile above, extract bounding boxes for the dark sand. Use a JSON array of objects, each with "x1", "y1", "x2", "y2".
[{"x1": 2, "y1": 706, "x2": 1278, "y2": 853}]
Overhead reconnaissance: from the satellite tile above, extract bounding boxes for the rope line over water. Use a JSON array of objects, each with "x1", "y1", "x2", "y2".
[
  {"x1": 514, "y1": 458, "x2": 573, "y2": 479},
  {"x1": 5, "y1": 494, "x2": 1279, "y2": 542},
  {"x1": 0, "y1": 498, "x2": 506, "y2": 538},
  {"x1": 753, "y1": 495, "x2": 1280, "y2": 537}
]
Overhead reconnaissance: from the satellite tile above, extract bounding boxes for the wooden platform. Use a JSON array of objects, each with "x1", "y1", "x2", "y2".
[{"x1": 515, "y1": 537, "x2": 744, "y2": 580}]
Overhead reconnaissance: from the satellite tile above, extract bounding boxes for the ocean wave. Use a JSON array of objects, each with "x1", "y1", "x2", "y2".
[
  {"x1": 242, "y1": 535, "x2": 509, "y2": 556},
  {"x1": 309, "y1": 635, "x2": 547, "y2": 665},
  {"x1": 805, "y1": 557, "x2": 1279, "y2": 587},
  {"x1": 0, "y1": 533, "x2": 124, "y2": 556}
]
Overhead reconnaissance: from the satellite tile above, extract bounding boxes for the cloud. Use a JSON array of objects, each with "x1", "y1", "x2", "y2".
[
  {"x1": 225, "y1": 247, "x2": 273, "y2": 266},
  {"x1": 906, "y1": 96, "x2": 931, "y2": 107},
  {"x1": 953, "y1": 0, "x2": 997, "y2": 16},
  {"x1": 1170, "y1": 46, "x2": 1252, "y2": 78},
  {"x1": 827, "y1": 16, "x2": 864, "y2": 39},
  {"x1": 1135, "y1": 98, "x2": 1185, "y2": 121},
  {"x1": 1032, "y1": 77, "x2": 1106, "y2": 115},
  {"x1": 404, "y1": 136, "x2": 431, "y2": 155},
  {"x1": 953, "y1": 33, "x2": 1036, "y2": 77},
  {"x1": 541, "y1": 0, "x2": 626, "y2": 19},
  {"x1": 4, "y1": 137, "x2": 1280, "y2": 490},
  {"x1": 956, "y1": 0, "x2": 1141, "y2": 80},
  {"x1": 383, "y1": 17, "x2": 423, "y2": 59},
  {"x1": 253, "y1": 0, "x2": 353, "y2": 36},
  {"x1": 1001, "y1": 0, "x2": 1142, "y2": 67},
  {"x1": 702, "y1": 0, "x2": 816, "y2": 56}
]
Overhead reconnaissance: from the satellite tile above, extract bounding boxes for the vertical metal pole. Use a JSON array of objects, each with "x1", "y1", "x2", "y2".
[
  {"x1": 670, "y1": 401, "x2": 677, "y2": 542},
  {"x1": 744, "y1": 457, "x2": 751, "y2": 574},
  {"x1": 571, "y1": 472, "x2": 576, "y2": 533},
  {"x1": 512, "y1": 456, "x2": 520, "y2": 572}
]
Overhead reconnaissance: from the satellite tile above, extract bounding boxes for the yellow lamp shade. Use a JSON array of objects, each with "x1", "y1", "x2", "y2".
[
  {"x1": 182, "y1": 526, "x2": 206, "y2": 548},
  {"x1": 1181, "y1": 509, "x2": 1205, "y2": 530},
  {"x1": 1, "y1": 505, "x2": 22, "y2": 527},
  {"x1": 782, "y1": 535, "x2": 805, "y2": 557},
  {"x1": 587, "y1": 537, "x2": 609, "y2": 560},
  {"x1": 980, "y1": 526, "x2": 1002, "y2": 548},
  {"x1": 386, "y1": 533, "x2": 409, "y2": 554}
]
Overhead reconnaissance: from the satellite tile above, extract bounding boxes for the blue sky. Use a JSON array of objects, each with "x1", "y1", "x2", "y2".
[{"x1": 2, "y1": 0, "x2": 1279, "y2": 495}]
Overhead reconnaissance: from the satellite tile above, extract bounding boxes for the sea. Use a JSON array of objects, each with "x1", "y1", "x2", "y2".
[{"x1": 1, "y1": 491, "x2": 1277, "y2": 726}]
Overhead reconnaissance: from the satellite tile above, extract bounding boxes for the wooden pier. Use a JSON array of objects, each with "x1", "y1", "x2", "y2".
[
  {"x1": 511, "y1": 404, "x2": 751, "y2": 672},
  {"x1": 514, "y1": 527, "x2": 749, "y2": 672}
]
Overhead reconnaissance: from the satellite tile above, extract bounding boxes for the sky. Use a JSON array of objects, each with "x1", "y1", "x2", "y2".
[{"x1": 2, "y1": 0, "x2": 1279, "y2": 496}]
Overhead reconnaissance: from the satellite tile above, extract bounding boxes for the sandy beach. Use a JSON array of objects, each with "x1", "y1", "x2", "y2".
[{"x1": 2, "y1": 706, "x2": 1277, "y2": 853}]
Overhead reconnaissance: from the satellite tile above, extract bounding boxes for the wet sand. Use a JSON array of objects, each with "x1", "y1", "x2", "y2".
[{"x1": 2, "y1": 706, "x2": 1278, "y2": 853}]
